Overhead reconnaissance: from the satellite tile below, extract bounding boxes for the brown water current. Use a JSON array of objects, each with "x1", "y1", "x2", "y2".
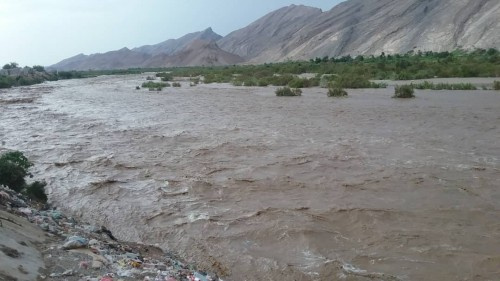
[{"x1": 1, "y1": 75, "x2": 499, "y2": 280}]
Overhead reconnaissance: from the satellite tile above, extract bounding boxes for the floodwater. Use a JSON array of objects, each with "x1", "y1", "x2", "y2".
[{"x1": 1, "y1": 75, "x2": 499, "y2": 280}]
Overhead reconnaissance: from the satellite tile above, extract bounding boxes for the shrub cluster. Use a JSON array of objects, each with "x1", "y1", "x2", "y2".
[
  {"x1": 0, "y1": 151, "x2": 47, "y2": 202},
  {"x1": 275, "y1": 87, "x2": 302, "y2": 96},
  {"x1": 327, "y1": 85, "x2": 348, "y2": 97},
  {"x1": 141, "y1": 81, "x2": 169, "y2": 90},
  {"x1": 393, "y1": 85, "x2": 415, "y2": 98},
  {"x1": 156, "y1": 72, "x2": 173, "y2": 81}
]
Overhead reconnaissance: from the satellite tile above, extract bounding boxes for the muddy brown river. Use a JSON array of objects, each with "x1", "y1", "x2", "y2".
[{"x1": 1, "y1": 75, "x2": 499, "y2": 280}]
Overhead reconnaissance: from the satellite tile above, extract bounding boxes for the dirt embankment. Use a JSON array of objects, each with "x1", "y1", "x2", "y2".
[{"x1": 0, "y1": 186, "x2": 220, "y2": 281}]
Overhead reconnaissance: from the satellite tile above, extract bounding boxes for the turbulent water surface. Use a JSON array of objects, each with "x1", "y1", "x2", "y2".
[{"x1": 1, "y1": 75, "x2": 499, "y2": 280}]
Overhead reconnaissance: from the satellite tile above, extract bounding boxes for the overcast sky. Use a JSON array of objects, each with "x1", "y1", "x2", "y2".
[{"x1": 0, "y1": 0, "x2": 343, "y2": 66}]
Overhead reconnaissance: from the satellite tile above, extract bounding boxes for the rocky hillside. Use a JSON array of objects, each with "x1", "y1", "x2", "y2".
[
  {"x1": 141, "y1": 40, "x2": 244, "y2": 68},
  {"x1": 133, "y1": 27, "x2": 222, "y2": 57},
  {"x1": 50, "y1": 48, "x2": 151, "y2": 71},
  {"x1": 49, "y1": 28, "x2": 230, "y2": 71},
  {"x1": 220, "y1": 0, "x2": 500, "y2": 63},
  {"x1": 49, "y1": 0, "x2": 500, "y2": 70}
]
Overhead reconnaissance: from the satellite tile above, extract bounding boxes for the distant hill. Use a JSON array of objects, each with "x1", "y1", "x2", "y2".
[
  {"x1": 49, "y1": 28, "x2": 229, "y2": 71},
  {"x1": 133, "y1": 27, "x2": 222, "y2": 57},
  {"x1": 49, "y1": 48, "x2": 151, "y2": 71},
  {"x1": 49, "y1": 0, "x2": 500, "y2": 70},
  {"x1": 141, "y1": 40, "x2": 244, "y2": 68}
]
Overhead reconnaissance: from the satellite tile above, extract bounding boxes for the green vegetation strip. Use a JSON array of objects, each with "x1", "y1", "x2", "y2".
[
  {"x1": 2, "y1": 48, "x2": 498, "y2": 90},
  {"x1": 411, "y1": 81, "x2": 477, "y2": 90}
]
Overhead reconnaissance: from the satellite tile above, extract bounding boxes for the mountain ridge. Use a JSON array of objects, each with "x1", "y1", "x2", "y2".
[{"x1": 49, "y1": 0, "x2": 500, "y2": 70}]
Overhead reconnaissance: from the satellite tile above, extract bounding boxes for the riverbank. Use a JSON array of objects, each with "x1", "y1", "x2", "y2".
[{"x1": 0, "y1": 185, "x2": 220, "y2": 281}]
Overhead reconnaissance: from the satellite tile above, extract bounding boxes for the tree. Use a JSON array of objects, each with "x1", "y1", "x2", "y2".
[
  {"x1": 2, "y1": 62, "x2": 19, "y2": 70},
  {"x1": 33, "y1": 65, "x2": 45, "y2": 72}
]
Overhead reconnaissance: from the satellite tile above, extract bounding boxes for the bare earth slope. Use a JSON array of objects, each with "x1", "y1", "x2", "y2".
[{"x1": 219, "y1": 0, "x2": 500, "y2": 62}]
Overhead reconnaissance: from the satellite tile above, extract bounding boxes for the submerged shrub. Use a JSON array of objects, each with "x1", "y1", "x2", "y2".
[
  {"x1": 327, "y1": 86, "x2": 348, "y2": 97},
  {"x1": 275, "y1": 87, "x2": 302, "y2": 96},
  {"x1": 412, "y1": 81, "x2": 477, "y2": 90},
  {"x1": 393, "y1": 85, "x2": 415, "y2": 98},
  {"x1": 142, "y1": 81, "x2": 168, "y2": 90},
  {"x1": 494, "y1": 81, "x2": 500, "y2": 90},
  {"x1": 24, "y1": 181, "x2": 48, "y2": 202},
  {"x1": 156, "y1": 72, "x2": 173, "y2": 81}
]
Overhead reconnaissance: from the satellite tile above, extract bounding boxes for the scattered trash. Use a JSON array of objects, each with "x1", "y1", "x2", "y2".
[
  {"x1": 0, "y1": 185, "x2": 224, "y2": 281},
  {"x1": 62, "y1": 236, "x2": 88, "y2": 250}
]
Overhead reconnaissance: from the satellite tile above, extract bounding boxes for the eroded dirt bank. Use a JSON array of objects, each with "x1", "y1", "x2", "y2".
[{"x1": 1, "y1": 75, "x2": 499, "y2": 280}]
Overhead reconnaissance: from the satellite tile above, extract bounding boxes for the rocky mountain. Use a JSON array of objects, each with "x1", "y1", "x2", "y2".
[
  {"x1": 220, "y1": 0, "x2": 500, "y2": 62},
  {"x1": 141, "y1": 40, "x2": 244, "y2": 68},
  {"x1": 50, "y1": 0, "x2": 500, "y2": 70},
  {"x1": 49, "y1": 28, "x2": 228, "y2": 71},
  {"x1": 49, "y1": 48, "x2": 151, "y2": 71},
  {"x1": 217, "y1": 5, "x2": 323, "y2": 60},
  {"x1": 133, "y1": 27, "x2": 222, "y2": 57}
]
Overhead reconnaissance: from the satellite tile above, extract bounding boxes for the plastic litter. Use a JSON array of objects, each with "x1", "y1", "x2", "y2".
[{"x1": 62, "y1": 235, "x2": 88, "y2": 249}]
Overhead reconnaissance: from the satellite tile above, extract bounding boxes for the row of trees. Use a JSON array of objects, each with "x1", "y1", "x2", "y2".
[{"x1": 2, "y1": 62, "x2": 45, "y2": 72}]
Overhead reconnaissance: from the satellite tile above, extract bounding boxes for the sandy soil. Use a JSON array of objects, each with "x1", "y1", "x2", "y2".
[
  {"x1": 0, "y1": 210, "x2": 46, "y2": 281},
  {"x1": 1, "y1": 75, "x2": 499, "y2": 280}
]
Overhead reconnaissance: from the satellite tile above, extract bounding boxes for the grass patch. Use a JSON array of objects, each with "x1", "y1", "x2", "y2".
[
  {"x1": 393, "y1": 85, "x2": 415, "y2": 98},
  {"x1": 275, "y1": 87, "x2": 302, "y2": 96}
]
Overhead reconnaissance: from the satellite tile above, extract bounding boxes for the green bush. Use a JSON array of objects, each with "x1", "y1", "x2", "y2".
[
  {"x1": 156, "y1": 72, "x2": 173, "y2": 81},
  {"x1": 232, "y1": 80, "x2": 243, "y2": 86},
  {"x1": 275, "y1": 87, "x2": 302, "y2": 96},
  {"x1": 141, "y1": 81, "x2": 168, "y2": 89},
  {"x1": 190, "y1": 77, "x2": 200, "y2": 84},
  {"x1": 257, "y1": 79, "x2": 270, "y2": 87},
  {"x1": 25, "y1": 181, "x2": 48, "y2": 202},
  {"x1": 172, "y1": 82, "x2": 181, "y2": 87},
  {"x1": 393, "y1": 85, "x2": 415, "y2": 98},
  {"x1": 243, "y1": 79, "x2": 257, "y2": 86},
  {"x1": 0, "y1": 76, "x2": 13, "y2": 88},
  {"x1": 494, "y1": 81, "x2": 500, "y2": 90},
  {"x1": 327, "y1": 86, "x2": 348, "y2": 97},
  {"x1": 32, "y1": 65, "x2": 45, "y2": 72}
]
